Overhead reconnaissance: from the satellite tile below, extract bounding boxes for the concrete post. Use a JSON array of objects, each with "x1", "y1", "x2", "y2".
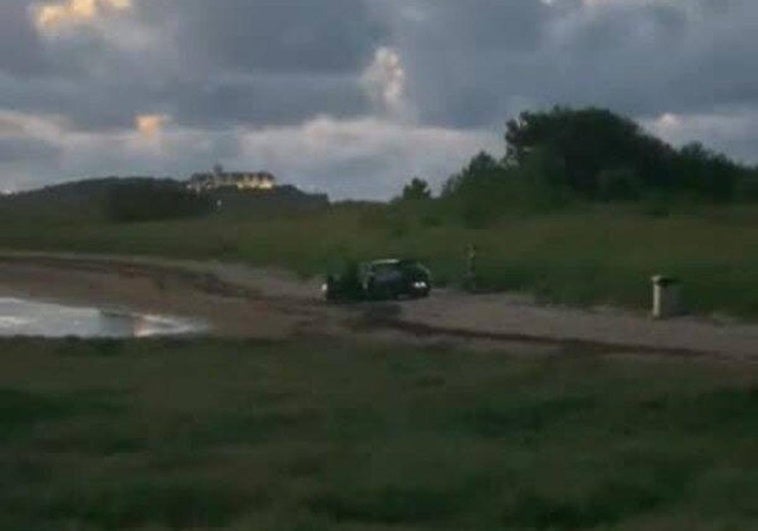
[{"x1": 652, "y1": 275, "x2": 682, "y2": 319}]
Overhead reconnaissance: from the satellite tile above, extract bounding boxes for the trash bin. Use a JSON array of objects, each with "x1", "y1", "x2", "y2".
[{"x1": 651, "y1": 275, "x2": 682, "y2": 319}]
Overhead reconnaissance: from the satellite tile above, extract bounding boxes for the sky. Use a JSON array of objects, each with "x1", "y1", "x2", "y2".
[{"x1": 0, "y1": 0, "x2": 756, "y2": 199}]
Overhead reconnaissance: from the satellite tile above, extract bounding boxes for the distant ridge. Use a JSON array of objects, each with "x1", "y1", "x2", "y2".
[{"x1": 0, "y1": 175, "x2": 330, "y2": 222}]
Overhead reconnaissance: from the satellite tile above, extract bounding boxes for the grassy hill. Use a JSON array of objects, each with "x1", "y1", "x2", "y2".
[{"x1": 0, "y1": 177, "x2": 329, "y2": 225}]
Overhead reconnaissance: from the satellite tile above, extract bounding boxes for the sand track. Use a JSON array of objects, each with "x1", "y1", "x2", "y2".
[{"x1": 0, "y1": 251, "x2": 756, "y2": 361}]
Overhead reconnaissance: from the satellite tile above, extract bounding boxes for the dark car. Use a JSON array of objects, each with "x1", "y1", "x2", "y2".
[{"x1": 322, "y1": 259, "x2": 431, "y2": 301}]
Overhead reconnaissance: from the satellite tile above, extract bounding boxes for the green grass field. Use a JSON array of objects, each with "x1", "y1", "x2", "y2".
[
  {"x1": 1, "y1": 337, "x2": 756, "y2": 530},
  {"x1": 2, "y1": 202, "x2": 758, "y2": 317}
]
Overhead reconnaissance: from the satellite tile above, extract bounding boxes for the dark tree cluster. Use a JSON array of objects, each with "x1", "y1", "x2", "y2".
[
  {"x1": 510, "y1": 107, "x2": 755, "y2": 201},
  {"x1": 400, "y1": 177, "x2": 432, "y2": 201},
  {"x1": 439, "y1": 107, "x2": 755, "y2": 207}
]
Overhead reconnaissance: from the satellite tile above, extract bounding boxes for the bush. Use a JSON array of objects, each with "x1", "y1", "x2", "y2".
[
  {"x1": 597, "y1": 167, "x2": 644, "y2": 201},
  {"x1": 105, "y1": 179, "x2": 213, "y2": 223},
  {"x1": 399, "y1": 177, "x2": 432, "y2": 201}
]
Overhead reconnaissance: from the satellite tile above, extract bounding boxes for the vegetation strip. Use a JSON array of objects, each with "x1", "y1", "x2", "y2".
[{"x1": 1, "y1": 337, "x2": 756, "y2": 529}]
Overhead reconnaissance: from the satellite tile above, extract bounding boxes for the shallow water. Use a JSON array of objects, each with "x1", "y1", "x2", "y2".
[{"x1": 0, "y1": 297, "x2": 207, "y2": 338}]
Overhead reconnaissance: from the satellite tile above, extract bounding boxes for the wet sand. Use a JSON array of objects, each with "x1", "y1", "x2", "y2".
[{"x1": 0, "y1": 257, "x2": 313, "y2": 339}]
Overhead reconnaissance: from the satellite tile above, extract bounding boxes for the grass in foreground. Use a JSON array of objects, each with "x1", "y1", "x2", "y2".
[{"x1": 0, "y1": 337, "x2": 756, "y2": 530}]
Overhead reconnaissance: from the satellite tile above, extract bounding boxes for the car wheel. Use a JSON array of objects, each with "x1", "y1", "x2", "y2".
[{"x1": 323, "y1": 278, "x2": 336, "y2": 301}]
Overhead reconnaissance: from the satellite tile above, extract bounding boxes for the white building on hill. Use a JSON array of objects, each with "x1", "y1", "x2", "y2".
[{"x1": 188, "y1": 165, "x2": 276, "y2": 192}]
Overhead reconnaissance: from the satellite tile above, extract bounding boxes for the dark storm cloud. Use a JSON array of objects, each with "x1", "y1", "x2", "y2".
[
  {"x1": 141, "y1": 0, "x2": 385, "y2": 75},
  {"x1": 0, "y1": 0, "x2": 48, "y2": 76},
  {"x1": 135, "y1": 0, "x2": 384, "y2": 127},
  {"x1": 551, "y1": 0, "x2": 758, "y2": 119},
  {"x1": 167, "y1": 74, "x2": 369, "y2": 129},
  {"x1": 1, "y1": 70, "x2": 369, "y2": 132},
  {"x1": 563, "y1": 3, "x2": 687, "y2": 52},
  {"x1": 385, "y1": 0, "x2": 550, "y2": 52},
  {"x1": 5, "y1": 0, "x2": 757, "y2": 131},
  {"x1": 0, "y1": 0, "x2": 385, "y2": 131},
  {"x1": 385, "y1": 0, "x2": 758, "y2": 128}
]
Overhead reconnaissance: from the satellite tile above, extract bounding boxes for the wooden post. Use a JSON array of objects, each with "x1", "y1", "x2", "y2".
[{"x1": 466, "y1": 244, "x2": 477, "y2": 291}]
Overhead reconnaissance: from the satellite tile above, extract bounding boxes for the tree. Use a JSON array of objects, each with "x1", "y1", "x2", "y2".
[
  {"x1": 505, "y1": 107, "x2": 677, "y2": 197},
  {"x1": 676, "y1": 142, "x2": 739, "y2": 202},
  {"x1": 596, "y1": 167, "x2": 643, "y2": 201},
  {"x1": 438, "y1": 106, "x2": 754, "y2": 212},
  {"x1": 518, "y1": 146, "x2": 573, "y2": 208},
  {"x1": 439, "y1": 151, "x2": 528, "y2": 225},
  {"x1": 441, "y1": 151, "x2": 503, "y2": 197},
  {"x1": 105, "y1": 179, "x2": 213, "y2": 223},
  {"x1": 401, "y1": 177, "x2": 432, "y2": 201}
]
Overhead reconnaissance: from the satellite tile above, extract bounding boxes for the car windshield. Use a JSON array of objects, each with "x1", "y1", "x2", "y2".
[{"x1": 372, "y1": 262, "x2": 401, "y2": 274}]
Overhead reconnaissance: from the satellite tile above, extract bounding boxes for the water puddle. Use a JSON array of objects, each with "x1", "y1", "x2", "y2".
[{"x1": 0, "y1": 297, "x2": 208, "y2": 338}]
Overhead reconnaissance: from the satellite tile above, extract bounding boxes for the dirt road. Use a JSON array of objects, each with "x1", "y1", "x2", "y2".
[{"x1": 0, "y1": 251, "x2": 756, "y2": 360}]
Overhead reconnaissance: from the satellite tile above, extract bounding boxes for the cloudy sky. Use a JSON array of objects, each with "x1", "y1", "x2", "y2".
[{"x1": 0, "y1": 0, "x2": 756, "y2": 198}]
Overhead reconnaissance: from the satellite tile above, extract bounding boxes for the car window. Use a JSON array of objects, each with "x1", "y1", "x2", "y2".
[
  {"x1": 372, "y1": 263, "x2": 399, "y2": 274},
  {"x1": 370, "y1": 263, "x2": 402, "y2": 282}
]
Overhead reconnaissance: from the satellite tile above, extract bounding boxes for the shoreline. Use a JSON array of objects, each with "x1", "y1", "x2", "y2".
[{"x1": 0, "y1": 256, "x2": 313, "y2": 339}]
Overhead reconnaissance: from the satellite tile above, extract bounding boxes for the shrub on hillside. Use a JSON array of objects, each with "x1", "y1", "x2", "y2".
[
  {"x1": 504, "y1": 107, "x2": 752, "y2": 202},
  {"x1": 105, "y1": 180, "x2": 213, "y2": 223},
  {"x1": 421, "y1": 106, "x2": 757, "y2": 227},
  {"x1": 597, "y1": 167, "x2": 644, "y2": 201}
]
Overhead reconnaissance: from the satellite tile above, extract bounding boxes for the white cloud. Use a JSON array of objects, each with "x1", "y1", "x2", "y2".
[
  {"x1": 643, "y1": 110, "x2": 758, "y2": 162},
  {"x1": 361, "y1": 47, "x2": 411, "y2": 118},
  {"x1": 32, "y1": 0, "x2": 132, "y2": 31},
  {"x1": 135, "y1": 114, "x2": 170, "y2": 139},
  {"x1": 228, "y1": 116, "x2": 501, "y2": 199},
  {"x1": 646, "y1": 111, "x2": 752, "y2": 143},
  {"x1": 0, "y1": 109, "x2": 69, "y2": 142}
]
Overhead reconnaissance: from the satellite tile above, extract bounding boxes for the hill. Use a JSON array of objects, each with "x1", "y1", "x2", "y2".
[{"x1": 0, "y1": 176, "x2": 330, "y2": 224}]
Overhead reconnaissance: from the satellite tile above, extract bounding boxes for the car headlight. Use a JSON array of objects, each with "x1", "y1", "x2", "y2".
[
  {"x1": 412, "y1": 281, "x2": 428, "y2": 289},
  {"x1": 321, "y1": 283, "x2": 329, "y2": 292}
]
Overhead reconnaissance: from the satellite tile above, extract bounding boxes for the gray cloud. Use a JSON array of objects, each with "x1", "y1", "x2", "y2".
[
  {"x1": 0, "y1": 1, "x2": 48, "y2": 76},
  {"x1": 165, "y1": 73, "x2": 371, "y2": 130},
  {"x1": 1, "y1": 0, "x2": 385, "y2": 131},
  {"x1": 143, "y1": 0, "x2": 385, "y2": 75},
  {"x1": 0, "y1": 136, "x2": 60, "y2": 163},
  {"x1": 384, "y1": 0, "x2": 758, "y2": 128}
]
